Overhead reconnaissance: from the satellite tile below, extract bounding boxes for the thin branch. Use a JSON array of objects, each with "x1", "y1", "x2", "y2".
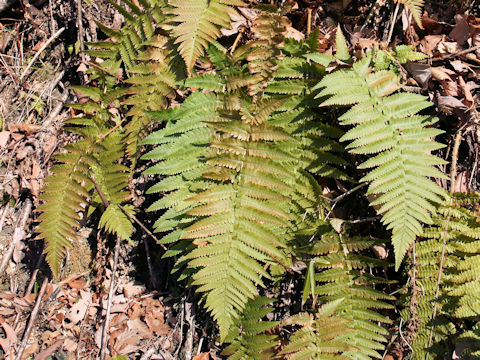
[
  {"x1": 386, "y1": 2, "x2": 400, "y2": 45},
  {"x1": 76, "y1": 0, "x2": 85, "y2": 64},
  {"x1": 431, "y1": 44, "x2": 480, "y2": 61},
  {"x1": 16, "y1": 278, "x2": 48, "y2": 360},
  {"x1": 306, "y1": 8, "x2": 312, "y2": 35},
  {"x1": 99, "y1": 236, "x2": 120, "y2": 360},
  {"x1": 19, "y1": 27, "x2": 65, "y2": 82}
]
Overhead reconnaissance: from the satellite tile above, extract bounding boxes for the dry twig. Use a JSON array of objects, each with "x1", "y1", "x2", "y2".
[
  {"x1": 15, "y1": 278, "x2": 48, "y2": 360},
  {"x1": 99, "y1": 236, "x2": 120, "y2": 360},
  {"x1": 19, "y1": 27, "x2": 65, "y2": 82},
  {"x1": 0, "y1": 198, "x2": 32, "y2": 275}
]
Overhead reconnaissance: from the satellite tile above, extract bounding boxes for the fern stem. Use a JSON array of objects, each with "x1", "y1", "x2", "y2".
[
  {"x1": 86, "y1": 61, "x2": 124, "y2": 82},
  {"x1": 118, "y1": 203, "x2": 167, "y2": 251},
  {"x1": 91, "y1": 175, "x2": 167, "y2": 251}
]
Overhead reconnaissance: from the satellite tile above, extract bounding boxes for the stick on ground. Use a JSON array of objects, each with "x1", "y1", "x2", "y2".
[{"x1": 15, "y1": 278, "x2": 48, "y2": 360}]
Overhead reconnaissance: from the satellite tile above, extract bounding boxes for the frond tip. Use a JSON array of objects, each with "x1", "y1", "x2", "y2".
[
  {"x1": 169, "y1": 0, "x2": 245, "y2": 70},
  {"x1": 395, "y1": 0, "x2": 425, "y2": 29}
]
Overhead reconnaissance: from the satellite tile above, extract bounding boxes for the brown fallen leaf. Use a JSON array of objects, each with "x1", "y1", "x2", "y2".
[
  {"x1": 9, "y1": 123, "x2": 41, "y2": 135},
  {"x1": 0, "y1": 131, "x2": 9, "y2": 148},
  {"x1": 405, "y1": 63, "x2": 432, "y2": 88},
  {"x1": 68, "y1": 279, "x2": 87, "y2": 290},
  {"x1": 145, "y1": 313, "x2": 170, "y2": 336},
  {"x1": 193, "y1": 353, "x2": 210, "y2": 360},
  {"x1": 66, "y1": 291, "x2": 91, "y2": 324},
  {"x1": 449, "y1": 14, "x2": 470, "y2": 46}
]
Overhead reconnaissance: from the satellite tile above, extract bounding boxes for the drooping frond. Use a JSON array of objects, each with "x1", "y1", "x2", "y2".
[
  {"x1": 168, "y1": 0, "x2": 245, "y2": 71},
  {"x1": 279, "y1": 299, "x2": 354, "y2": 359},
  {"x1": 222, "y1": 297, "x2": 279, "y2": 360},
  {"x1": 395, "y1": 0, "x2": 425, "y2": 29},
  {"x1": 36, "y1": 140, "x2": 96, "y2": 278},
  {"x1": 37, "y1": 88, "x2": 134, "y2": 275},
  {"x1": 92, "y1": 130, "x2": 134, "y2": 241},
  {"x1": 316, "y1": 52, "x2": 448, "y2": 268}
]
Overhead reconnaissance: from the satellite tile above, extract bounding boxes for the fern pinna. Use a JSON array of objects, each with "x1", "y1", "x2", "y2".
[{"x1": 316, "y1": 47, "x2": 448, "y2": 269}]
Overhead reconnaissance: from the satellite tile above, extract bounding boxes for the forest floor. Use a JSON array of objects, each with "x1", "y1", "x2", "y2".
[{"x1": 0, "y1": 0, "x2": 479, "y2": 359}]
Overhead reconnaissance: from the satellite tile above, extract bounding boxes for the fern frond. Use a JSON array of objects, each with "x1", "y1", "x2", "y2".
[
  {"x1": 36, "y1": 140, "x2": 96, "y2": 277},
  {"x1": 404, "y1": 194, "x2": 480, "y2": 358},
  {"x1": 168, "y1": 0, "x2": 245, "y2": 71},
  {"x1": 300, "y1": 225, "x2": 395, "y2": 360},
  {"x1": 317, "y1": 52, "x2": 448, "y2": 268},
  {"x1": 395, "y1": 0, "x2": 425, "y2": 29},
  {"x1": 222, "y1": 297, "x2": 279, "y2": 360},
  {"x1": 280, "y1": 299, "x2": 354, "y2": 359}
]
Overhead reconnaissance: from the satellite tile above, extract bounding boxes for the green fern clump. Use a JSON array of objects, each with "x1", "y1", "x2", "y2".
[
  {"x1": 316, "y1": 50, "x2": 448, "y2": 268},
  {"x1": 143, "y1": 9, "x2": 356, "y2": 339}
]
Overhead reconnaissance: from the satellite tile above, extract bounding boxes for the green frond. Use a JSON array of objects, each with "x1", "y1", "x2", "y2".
[
  {"x1": 280, "y1": 300, "x2": 354, "y2": 360},
  {"x1": 222, "y1": 297, "x2": 279, "y2": 360},
  {"x1": 37, "y1": 140, "x2": 96, "y2": 278},
  {"x1": 317, "y1": 54, "x2": 447, "y2": 268},
  {"x1": 395, "y1": 0, "x2": 425, "y2": 29},
  {"x1": 168, "y1": 0, "x2": 245, "y2": 70}
]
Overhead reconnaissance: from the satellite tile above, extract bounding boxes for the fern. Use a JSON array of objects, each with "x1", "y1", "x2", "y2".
[
  {"x1": 222, "y1": 297, "x2": 279, "y2": 360},
  {"x1": 279, "y1": 299, "x2": 354, "y2": 359},
  {"x1": 144, "y1": 10, "x2": 352, "y2": 338},
  {"x1": 37, "y1": 89, "x2": 134, "y2": 276},
  {"x1": 36, "y1": 139, "x2": 96, "y2": 277},
  {"x1": 404, "y1": 193, "x2": 480, "y2": 359},
  {"x1": 395, "y1": 0, "x2": 425, "y2": 29},
  {"x1": 300, "y1": 224, "x2": 395, "y2": 360},
  {"x1": 168, "y1": 0, "x2": 245, "y2": 71},
  {"x1": 315, "y1": 51, "x2": 448, "y2": 268}
]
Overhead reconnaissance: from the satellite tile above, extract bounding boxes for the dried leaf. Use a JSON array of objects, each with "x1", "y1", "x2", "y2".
[
  {"x1": 122, "y1": 282, "x2": 145, "y2": 298},
  {"x1": 67, "y1": 291, "x2": 91, "y2": 324},
  {"x1": 1, "y1": 322, "x2": 17, "y2": 344},
  {"x1": 449, "y1": 14, "x2": 470, "y2": 46},
  {"x1": 193, "y1": 354, "x2": 210, "y2": 360},
  {"x1": 405, "y1": 63, "x2": 432, "y2": 87},
  {"x1": 0, "y1": 131, "x2": 10, "y2": 148}
]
